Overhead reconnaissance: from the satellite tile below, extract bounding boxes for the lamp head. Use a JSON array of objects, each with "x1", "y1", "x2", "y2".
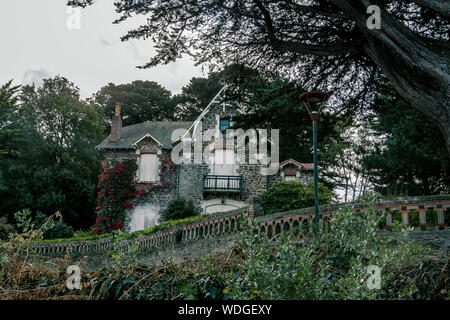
[{"x1": 300, "y1": 91, "x2": 329, "y2": 116}]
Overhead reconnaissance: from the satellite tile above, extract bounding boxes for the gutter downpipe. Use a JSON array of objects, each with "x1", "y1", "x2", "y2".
[{"x1": 176, "y1": 163, "x2": 181, "y2": 200}]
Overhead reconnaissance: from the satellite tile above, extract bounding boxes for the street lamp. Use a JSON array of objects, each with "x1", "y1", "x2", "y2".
[{"x1": 300, "y1": 91, "x2": 329, "y2": 234}]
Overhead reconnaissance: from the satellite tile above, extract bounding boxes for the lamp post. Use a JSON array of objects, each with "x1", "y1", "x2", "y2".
[{"x1": 300, "y1": 91, "x2": 329, "y2": 234}]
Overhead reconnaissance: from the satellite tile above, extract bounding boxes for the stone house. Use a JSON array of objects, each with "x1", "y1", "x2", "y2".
[{"x1": 96, "y1": 87, "x2": 317, "y2": 233}]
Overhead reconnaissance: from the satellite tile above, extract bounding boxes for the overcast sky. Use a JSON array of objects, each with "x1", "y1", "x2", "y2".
[{"x1": 0, "y1": 0, "x2": 203, "y2": 98}]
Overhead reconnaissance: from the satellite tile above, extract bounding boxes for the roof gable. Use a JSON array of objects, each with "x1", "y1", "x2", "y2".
[
  {"x1": 97, "y1": 121, "x2": 192, "y2": 149},
  {"x1": 279, "y1": 158, "x2": 320, "y2": 171}
]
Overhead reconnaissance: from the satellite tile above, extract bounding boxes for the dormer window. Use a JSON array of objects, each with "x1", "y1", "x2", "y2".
[{"x1": 219, "y1": 119, "x2": 231, "y2": 136}]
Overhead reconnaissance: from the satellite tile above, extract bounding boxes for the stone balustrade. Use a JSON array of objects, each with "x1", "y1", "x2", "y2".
[{"x1": 28, "y1": 195, "x2": 449, "y2": 256}]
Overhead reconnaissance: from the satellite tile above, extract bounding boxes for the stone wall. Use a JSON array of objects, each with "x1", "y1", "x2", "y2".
[
  {"x1": 102, "y1": 137, "x2": 179, "y2": 232},
  {"x1": 177, "y1": 163, "x2": 206, "y2": 211},
  {"x1": 138, "y1": 234, "x2": 238, "y2": 266},
  {"x1": 176, "y1": 96, "x2": 271, "y2": 207},
  {"x1": 237, "y1": 164, "x2": 268, "y2": 200}
]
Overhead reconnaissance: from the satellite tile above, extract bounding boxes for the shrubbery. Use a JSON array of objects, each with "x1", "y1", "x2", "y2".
[
  {"x1": 80, "y1": 199, "x2": 448, "y2": 300},
  {"x1": 0, "y1": 217, "x2": 14, "y2": 240},
  {"x1": 1, "y1": 199, "x2": 448, "y2": 300},
  {"x1": 33, "y1": 211, "x2": 74, "y2": 240},
  {"x1": 159, "y1": 198, "x2": 199, "y2": 222},
  {"x1": 221, "y1": 200, "x2": 447, "y2": 299},
  {"x1": 260, "y1": 181, "x2": 333, "y2": 215}
]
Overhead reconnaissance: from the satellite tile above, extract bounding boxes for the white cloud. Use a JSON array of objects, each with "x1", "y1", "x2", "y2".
[{"x1": 22, "y1": 69, "x2": 51, "y2": 86}]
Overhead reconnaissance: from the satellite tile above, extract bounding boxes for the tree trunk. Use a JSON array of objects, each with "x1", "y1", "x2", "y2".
[{"x1": 332, "y1": 0, "x2": 450, "y2": 154}]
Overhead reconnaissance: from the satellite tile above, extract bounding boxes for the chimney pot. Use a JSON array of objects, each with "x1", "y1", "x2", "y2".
[
  {"x1": 115, "y1": 102, "x2": 121, "y2": 117},
  {"x1": 110, "y1": 102, "x2": 122, "y2": 142}
]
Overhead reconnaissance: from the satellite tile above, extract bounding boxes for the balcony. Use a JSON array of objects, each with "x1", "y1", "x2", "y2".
[{"x1": 202, "y1": 174, "x2": 243, "y2": 198}]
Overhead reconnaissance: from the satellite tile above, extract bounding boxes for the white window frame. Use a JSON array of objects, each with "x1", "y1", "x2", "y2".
[
  {"x1": 138, "y1": 153, "x2": 159, "y2": 183},
  {"x1": 284, "y1": 175, "x2": 297, "y2": 182},
  {"x1": 130, "y1": 205, "x2": 160, "y2": 232},
  {"x1": 212, "y1": 148, "x2": 236, "y2": 175}
]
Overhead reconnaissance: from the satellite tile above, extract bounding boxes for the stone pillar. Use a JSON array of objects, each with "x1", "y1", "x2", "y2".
[
  {"x1": 436, "y1": 208, "x2": 445, "y2": 225},
  {"x1": 417, "y1": 209, "x2": 427, "y2": 226},
  {"x1": 386, "y1": 213, "x2": 393, "y2": 227},
  {"x1": 399, "y1": 210, "x2": 410, "y2": 225},
  {"x1": 248, "y1": 196, "x2": 261, "y2": 219}
]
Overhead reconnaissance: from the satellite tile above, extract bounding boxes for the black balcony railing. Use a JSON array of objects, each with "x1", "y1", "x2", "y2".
[{"x1": 202, "y1": 174, "x2": 243, "y2": 198}]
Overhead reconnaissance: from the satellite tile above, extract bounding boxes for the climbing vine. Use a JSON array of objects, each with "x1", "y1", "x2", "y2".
[
  {"x1": 148, "y1": 158, "x2": 177, "y2": 189},
  {"x1": 94, "y1": 160, "x2": 145, "y2": 235},
  {"x1": 93, "y1": 158, "x2": 177, "y2": 235}
]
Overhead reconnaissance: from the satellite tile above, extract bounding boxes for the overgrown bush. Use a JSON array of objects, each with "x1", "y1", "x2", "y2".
[
  {"x1": 221, "y1": 199, "x2": 448, "y2": 300},
  {"x1": 159, "y1": 199, "x2": 199, "y2": 222},
  {"x1": 1, "y1": 200, "x2": 448, "y2": 300},
  {"x1": 0, "y1": 216, "x2": 14, "y2": 240},
  {"x1": 42, "y1": 222, "x2": 74, "y2": 240},
  {"x1": 34, "y1": 211, "x2": 74, "y2": 240},
  {"x1": 0, "y1": 211, "x2": 87, "y2": 299},
  {"x1": 261, "y1": 181, "x2": 333, "y2": 215}
]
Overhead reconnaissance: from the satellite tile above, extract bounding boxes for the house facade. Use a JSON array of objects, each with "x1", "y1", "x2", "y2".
[{"x1": 96, "y1": 87, "x2": 317, "y2": 233}]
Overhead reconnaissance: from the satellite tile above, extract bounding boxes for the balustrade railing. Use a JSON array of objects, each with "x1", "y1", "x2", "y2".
[
  {"x1": 28, "y1": 196, "x2": 449, "y2": 256},
  {"x1": 202, "y1": 174, "x2": 243, "y2": 197}
]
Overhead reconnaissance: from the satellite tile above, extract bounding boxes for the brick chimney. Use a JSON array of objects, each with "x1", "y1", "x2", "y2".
[{"x1": 109, "y1": 102, "x2": 122, "y2": 142}]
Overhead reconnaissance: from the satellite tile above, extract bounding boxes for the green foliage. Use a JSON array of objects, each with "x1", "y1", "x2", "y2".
[
  {"x1": 42, "y1": 222, "x2": 74, "y2": 240},
  {"x1": 93, "y1": 80, "x2": 177, "y2": 128},
  {"x1": 425, "y1": 209, "x2": 438, "y2": 226},
  {"x1": 362, "y1": 84, "x2": 450, "y2": 195},
  {"x1": 173, "y1": 71, "x2": 228, "y2": 121},
  {"x1": 14, "y1": 209, "x2": 34, "y2": 233},
  {"x1": 261, "y1": 181, "x2": 333, "y2": 215},
  {"x1": 33, "y1": 211, "x2": 74, "y2": 240},
  {"x1": 0, "y1": 77, "x2": 104, "y2": 230},
  {"x1": 0, "y1": 80, "x2": 20, "y2": 158},
  {"x1": 408, "y1": 211, "x2": 421, "y2": 228},
  {"x1": 159, "y1": 199, "x2": 199, "y2": 222},
  {"x1": 94, "y1": 160, "x2": 140, "y2": 235},
  {"x1": 221, "y1": 200, "x2": 445, "y2": 300},
  {"x1": 0, "y1": 217, "x2": 14, "y2": 240}
]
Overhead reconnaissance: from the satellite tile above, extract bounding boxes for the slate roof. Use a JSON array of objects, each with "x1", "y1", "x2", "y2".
[{"x1": 97, "y1": 121, "x2": 192, "y2": 149}]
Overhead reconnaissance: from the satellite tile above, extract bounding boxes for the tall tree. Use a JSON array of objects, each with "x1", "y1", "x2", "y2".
[
  {"x1": 173, "y1": 64, "x2": 259, "y2": 120},
  {"x1": 173, "y1": 77, "x2": 223, "y2": 121},
  {"x1": 0, "y1": 76, "x2": 104, "y2": 229},
  {"x1": 0, "y1": 80, "x2": 20, "y2": 157},
  {"x1": 68, "y1": 0, "x2": 450, "y2": 154},
  {"x1": 326, "y1": 126, "x2": 376, "y2": 202},
  {"x1": 92, "y1": 80, "x2": 176, "y2": 128},
  {"x1": 361, "y1": 85, "x2": 450, "y2": 195}
]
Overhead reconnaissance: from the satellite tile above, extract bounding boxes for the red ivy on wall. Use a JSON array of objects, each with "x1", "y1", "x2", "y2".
[
  {"x1": 93, "y1": 160, "x2": 145, "y2": 235},
  {"x1": 93, "y1": 158, "x2": 178, "y2": 235}
]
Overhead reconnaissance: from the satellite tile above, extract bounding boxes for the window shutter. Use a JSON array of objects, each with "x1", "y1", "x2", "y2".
[
  {"x1": 213, "y1": 149, "x2": 236, "y2": 176},
  {"x1": 138, "y1": 153, "x2": 158, "y2": 182},
  {"x1": 130, "y1": 206, "x2": 159, "y2": 232}
]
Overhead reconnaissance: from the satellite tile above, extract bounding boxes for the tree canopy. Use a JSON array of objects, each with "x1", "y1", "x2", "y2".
[
  {"x1": 360, "y1": 84, "x2": 450, "y2": 195},
  {"x1": 92, "y1": 80, "x2": 176, "y2": 128},
  {"x1": 68, "y1": 0, "x2": 450, "y2": 154},
  {"x1": 0, "y1": 77, "x2": 104, "y2": 229}
]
